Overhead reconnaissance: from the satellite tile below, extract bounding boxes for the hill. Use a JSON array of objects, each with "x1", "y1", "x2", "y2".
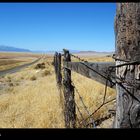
[
  {"x1": 0, "y1": 45, "x2": 31, "y2": 52},
  {"x1": 73, "y1": 50, "x2": 114, "y2": 57}
]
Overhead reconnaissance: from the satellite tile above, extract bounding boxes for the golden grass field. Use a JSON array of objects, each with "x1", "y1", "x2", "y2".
[
  {"x1": 0, "y1": 52, "x2": 41, "y2": 71},
  {"x1": 0, "y1": 52, "x2": 116, "y2": 128}
]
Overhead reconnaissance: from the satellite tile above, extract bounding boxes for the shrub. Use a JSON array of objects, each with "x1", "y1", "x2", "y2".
[
  {"x1": 42, "y1": 70, "x2": 51, "y2": 76},
  {"x1": 30, "y1": 76, "x2": 37, "y2": 81},
  {"x1": 15, "y1": 82, "x2": 19, "y2": 86},
  {"x1": 106, "y1": 55, "x2": 111, "y2": 57},
  {"x1": 34, "y1": 63, "x2": 45, "y2": 69},
  {"x1": 9, "y1": 82, "x2": 14, "y2": 87},
  {"x1": 6, "y1": 76, "x2": 11, "y2": 82},
  {"x1": 21, "y1": 76, "x2": 24, "y2": 80}
]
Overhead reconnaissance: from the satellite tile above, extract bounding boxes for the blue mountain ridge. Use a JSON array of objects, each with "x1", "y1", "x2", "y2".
[{"x1": 0, "y1": 45, "x2": 31, "y2": 52}]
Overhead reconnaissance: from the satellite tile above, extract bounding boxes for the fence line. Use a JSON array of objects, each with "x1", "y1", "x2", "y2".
[
  {"x1": 54, "y1": 4, "x2": 140, "y2": 128},
  {"x1": 54, "y1": 49, "x2": 116, "y2": 128}
]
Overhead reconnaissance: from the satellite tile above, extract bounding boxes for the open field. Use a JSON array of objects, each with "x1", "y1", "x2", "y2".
[
  {"x1": 72, "y1": 55, "x2": 114, "y2": 62},
  {"x1": 0, "y1": 53, "x2": 116, "y2": 128},
  {"x1": 0, "y1": 52, "x2": 42, "y2": 71},
  {"x1": 0, "y1": 52, "x2": 41, "y2": 59}
]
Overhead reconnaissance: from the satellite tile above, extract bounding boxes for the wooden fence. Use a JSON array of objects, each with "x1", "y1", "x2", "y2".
[
  {"x1": 54, "y1": 49, "x2": 116, "y2": 128},
  {"x1": 54, "y1": 3, "x2": 140, "y2": 128}
]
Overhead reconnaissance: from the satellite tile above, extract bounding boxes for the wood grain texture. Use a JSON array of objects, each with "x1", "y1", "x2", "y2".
[
  {"x1": 63, "y1": 49, "x2": 76, "y2": 128},
  {"x1": 64, "y1": 62, "x2": 115, "y2": 89},
  {"x1": 115, "y1": 3, "x2": 140, "y2": 128}
]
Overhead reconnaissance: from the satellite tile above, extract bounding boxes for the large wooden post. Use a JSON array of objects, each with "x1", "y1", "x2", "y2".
[
  {"x1": 63, "y1": 49, "x2": 76, "y2": 128},
  {"x1": 114, "y1": 3, "x2": 140, "y2": 128}
]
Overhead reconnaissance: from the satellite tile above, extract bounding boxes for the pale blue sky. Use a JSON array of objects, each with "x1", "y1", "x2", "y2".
[{"x1": 0, "y1": 3, "x2": 116, "y2": 52}]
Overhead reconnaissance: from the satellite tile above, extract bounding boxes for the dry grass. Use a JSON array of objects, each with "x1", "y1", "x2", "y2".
[
  {"x1": 71, "y1": 55, "x2": 114, "y2": 62},
  {"x1": 73, "y1": 72, "x2": 115, "y2": 127},
  {"x1": 0, "y1": 54, "x2": 115, "y2": 128},
  {"x1": 0, "y1": 52, "x2": 41, "y2": 59},
  {"x1": 0, "y1": 52, "x2": 42, "y2": 71},
  {"x1": 0, "y1": 59, "x2": 26, "y2": 71},
  {"x1": 0, "y1": 59, "x2": 64, "y2": 128}
]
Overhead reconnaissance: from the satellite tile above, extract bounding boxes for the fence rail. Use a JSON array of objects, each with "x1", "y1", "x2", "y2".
[
  {"x1": 63, "y1": 61, "x2": 115, "y2": 89},
  {"x1": 53, "y1": 4, "x2": 140, "y2": 128},
  {"x1": 54, "y1": 49, "x2": 116, "y2": 128}
]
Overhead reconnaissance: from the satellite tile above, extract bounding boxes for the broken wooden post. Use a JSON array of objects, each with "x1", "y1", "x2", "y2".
[
  {"x1": 63, "y1": 49, "x2": 76, "y2": 128},
  {"x1": 114, "y1": 3, "x2": 140, "y2": 128}
]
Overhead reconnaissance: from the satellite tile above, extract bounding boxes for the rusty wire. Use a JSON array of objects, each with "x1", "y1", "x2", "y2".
[
  {"x1": 75, "y1": 102, "x2": 87, "y2": 127},
  {"x1": 71, "y1": 80, "x2": 96, "y2": 128},
  {"x1": 58, "y1": 52, "x2": 140, "y2": 128},
  {"x1": 69, "y1": 54, "x2": 116, "y2": 127},
  {"x1": 86, "y1": 113, "x2": 113, "y2": 127},
  {"x1": 70, "y1": 53, "x2": 114, "y2": 84},
  {"x1": 70, "y1": 53, "x2": 140, "y2": 103}
]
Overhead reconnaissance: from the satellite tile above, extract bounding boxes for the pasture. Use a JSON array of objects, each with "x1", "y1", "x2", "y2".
[
  {"x1": 0, "y1": 52, "x2": 41, "y2": 71},
  {"x1": 0, "y1": 52, "x2": 115, "y2": 128}
]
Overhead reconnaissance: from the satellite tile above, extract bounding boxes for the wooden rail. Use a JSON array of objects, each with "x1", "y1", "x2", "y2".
[
  {"x1": 63, "y1": 61, "x2": 115, "y2": 89},
  {"x1": 54, "y1": 3, "x2": 140, "y2": 128},
  {"x1": 54, "y1": 50, "x2": 116, "y2": 128}
]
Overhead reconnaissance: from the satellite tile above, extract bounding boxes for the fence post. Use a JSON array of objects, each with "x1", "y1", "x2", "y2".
[
  {"x1": 54, "y1": 52, "x2": 63, "y2": 107},
  {"x1": 114, "y1": 3, "x2": 140, "y2": 128},
  {"x1": 54, "y1": 52, "x2": 62, "y2": 87},
  {"x1": 58, "y1": 53, "x2": 62, "y2": 88},
  {"x1": 54, "y1": 52, "x2": 58, "y2": 78},
  {"x1": 63, "y1": 49, "x2": 76, "y2": 128}
]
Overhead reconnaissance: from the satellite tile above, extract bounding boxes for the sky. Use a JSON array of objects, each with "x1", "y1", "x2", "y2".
[{"x1": 0, "y1": 3, "x2": 116, "y2": 52}]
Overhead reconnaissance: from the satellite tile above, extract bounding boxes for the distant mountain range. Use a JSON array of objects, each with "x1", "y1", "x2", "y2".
[
  {"x1": 0, "y1": 45, "x2": 114, "y2": 55},
  {"x1": 77, "y1": 51, "x2": 114, "y2": 54},
  {"x1": 0, "y1": 45, "x2": 31, "y2": 52}
]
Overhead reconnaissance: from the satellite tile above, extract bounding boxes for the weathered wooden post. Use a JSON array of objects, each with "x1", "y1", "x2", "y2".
[
  {"x1": 57, "y1": 53, "x2": 62, "y2": 88},
  {"x1": 58, "y1": 53, "x2": 62, "y2": 87},
  {"x1": 54, "y1": 52, "x2": 58, "y2": 77},
  {"x1": 63, "y1": 49, "x2": 76, "y2": 128},
  {"x1": 54, "y1": 52, "x2": 62, "y2": 87},
  {"x1": 114, "y1": 3, "x2": 140, "y2": 128},
  {"x1": 54, "y1": 52, "x2": 63, "y2": 107}
]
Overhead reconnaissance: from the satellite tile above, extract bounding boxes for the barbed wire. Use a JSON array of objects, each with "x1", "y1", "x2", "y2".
[
  {"x1": 55, "y1": 52, "x2": 140, "y2": 128},
  {"x1": 75, "y1": 102, "x2": 87, "y2": 127},
  {"x1": 70, "y1": 53, "x2": 140, "y2": 103},
  {"x1": 72, "y1": 81, "x2": 92, "y2": 116},
  {"x1": 71, "y1": 53, "x2": 140, "y2": 103},
  {"x1": 69, "y1": 53, "x2": 117, "y2": 127},
  {"x1": 89, "y1": 96, "x2": 116, "y2": 110},
  {"x1": 83, "y1": 98, "x2": 116, "y2": 123},
  {"x1": 86, "y1": 113, "x2": 114, "y2": 127},
  {"x1": 59, "y1": 55, "x2": 96, "y2": 127},
  {"x1": 72, "y1": 77, "x2": 116, "y2": 128},
  {"x1": 70, "y1": 53, "x2": 116, "y2": 88},
  {"x1": 71, "y1": 80, "x2": 96, "y2": 128}
]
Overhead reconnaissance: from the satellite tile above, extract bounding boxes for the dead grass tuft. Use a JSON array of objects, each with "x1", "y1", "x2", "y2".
[{"x1": 30, "y1": 76, "x2": 37, "y2": 81}]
